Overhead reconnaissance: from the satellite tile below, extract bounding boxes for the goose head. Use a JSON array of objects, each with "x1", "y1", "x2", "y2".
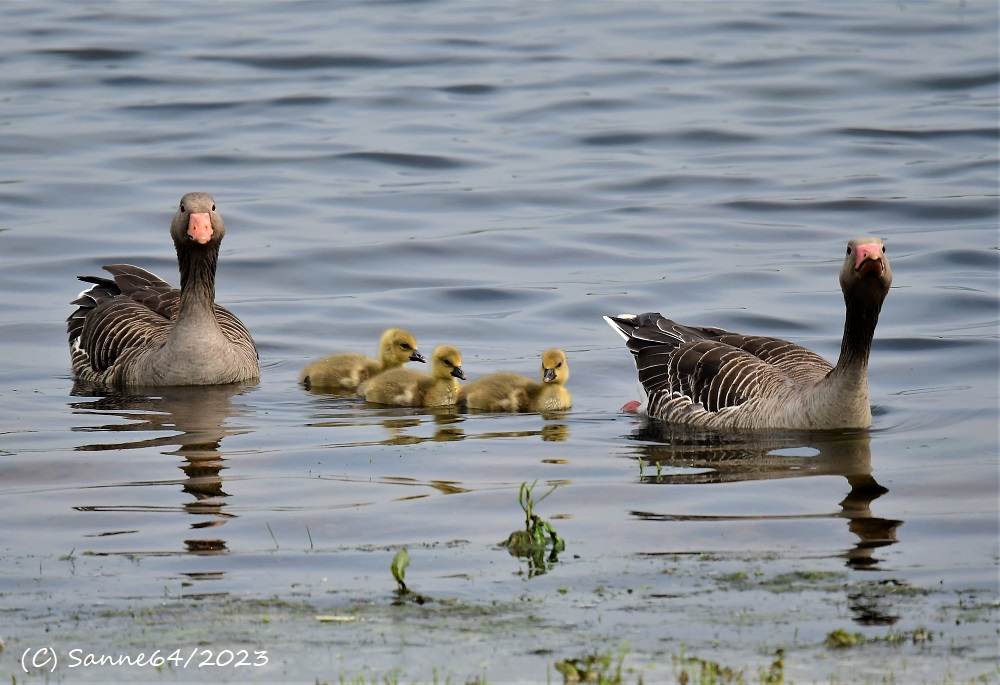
[
  {"x1": 431, "y1": 345, "x2": 465, "y2": 381},
  {"x1": 380, "y1": 328, "x2": 426, "y2": 365},
  {"x1": 171, "y1": 192, "x2": 225, "y2": 250},
  {"x1": 839, "y1": 237, "x2": 892, "y2": 307},
  {"x1": 540, "y1": 348, "x2": 569, "y2": 385}
]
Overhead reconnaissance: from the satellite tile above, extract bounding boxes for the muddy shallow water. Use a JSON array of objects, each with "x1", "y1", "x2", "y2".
[{"x1": 1, "y1": 1, "x2": 997, "y2": 682}]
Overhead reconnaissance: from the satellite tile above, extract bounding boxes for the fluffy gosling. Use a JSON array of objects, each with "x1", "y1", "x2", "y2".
[
  {"x1": 463, "y1": 348, "x2": 571, "y2": 412},
  {"x1": 299, "y1": 328, "x2": 425, "y2": 391},
  {"x1": 358, "y1": 344, "x2": 465, "y2": 407}
]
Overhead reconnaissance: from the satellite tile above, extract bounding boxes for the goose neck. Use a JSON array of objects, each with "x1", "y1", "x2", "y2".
[
  {"x1": 833, "y1": 290, "x2": 883, "y2": 375},
  {"x1": 177, "y1": 243, "x2": 218, "y2": 313}
]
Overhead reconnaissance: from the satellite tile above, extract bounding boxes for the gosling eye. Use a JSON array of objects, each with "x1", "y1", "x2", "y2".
[
  {"x1": 400, "y1": 343, "x2": 411, "y2": 350},
  {"x1": 442, "y1": 359, "x2": 453, "y2": 367},
  {"x1": 556, "y1": 362, "x2": 563, "y2": 368}
]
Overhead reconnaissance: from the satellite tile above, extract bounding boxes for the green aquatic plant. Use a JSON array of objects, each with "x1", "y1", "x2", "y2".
[
  {"x1": 388, "y1": 546, "x2": 427, "y2": 605},
  {"x1": 500, "y1": 480, "x2": 565, "y2": 577},
  {"x1": 391, "y1": 547, "x2": 410, "y2": 593},
  {"x1": 825, "y1": 629, "x2": 865, "y2": 648},
  {"x1": 758, "y1": 649, "x2": 785, "y2": 685},
  {"x1": 672, "y1": 646, "x2": 745, "y2": 685},
  {"x1": 554, "y1": 644, "x2": 628, "y2": 684}
]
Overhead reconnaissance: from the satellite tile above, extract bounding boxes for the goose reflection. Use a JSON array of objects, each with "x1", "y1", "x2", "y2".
[
  {"x1": 70, "y1": 382, "x2": 256, "y2": 555},
  {"x1": 624, "y1": 426, "x2": 901, "y2": 572}
]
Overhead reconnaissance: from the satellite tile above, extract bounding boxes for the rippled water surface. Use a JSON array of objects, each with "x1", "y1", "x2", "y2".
[{"x1": 1, "y1": 2, "x2": 997, "y2": 682}]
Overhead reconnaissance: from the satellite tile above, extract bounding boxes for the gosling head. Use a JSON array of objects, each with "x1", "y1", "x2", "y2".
[
  {"x1": 431, "y1": 345, "x2": 465, "y2": 381},
  {"x1": 540, "y1": 348, "x2": 569, "y2": 385},
  {"x1": 379, "y1": 328, "x2": 425, "y2": 366}
]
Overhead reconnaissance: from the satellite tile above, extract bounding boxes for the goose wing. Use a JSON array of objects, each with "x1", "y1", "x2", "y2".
[
  {"x1": 73, "y1": 296, "x2": 172, "y2": 374},
  {"x1": 103, "y1": 263, "x2": 180, "y2": 319},
  {"x1": 68, "y1": 265, "x2": 176, "y2": 375},
  {"x1": 215, "y1": 307, "x2": 258, "y2": 359},
  {"x1": 605, "y1": 313, "x2": 828, "y2": 421},
  {"x1": 695, "y1": 332, "x2": 831, "y2": 385}
]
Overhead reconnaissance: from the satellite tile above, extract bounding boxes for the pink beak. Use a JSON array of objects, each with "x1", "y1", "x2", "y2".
[
  {"x1": 187, "y1": 213, "x2": 213, "y2": 244},
  {"x1": 855, "y1": 243, "x2": 884, "y2": 277}
]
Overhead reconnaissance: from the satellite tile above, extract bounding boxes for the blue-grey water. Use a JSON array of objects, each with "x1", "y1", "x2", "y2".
[{"x1": 1, "y1": 2, "x2": 997, "y2": 683}]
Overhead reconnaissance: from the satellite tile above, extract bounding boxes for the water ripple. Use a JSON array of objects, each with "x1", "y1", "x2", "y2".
[
  {"x1": 203, "y1": 53, "x2": 459, "y2": 70},
  {"x1": 335, "y1": 151, "x2": 473, "y2": 170},
  {"x1": 839, "y1": 127, "x2": 999, "y2": 141},
  {"x1": 38, "y1": 47, "x2": 142, "y2": 61}
]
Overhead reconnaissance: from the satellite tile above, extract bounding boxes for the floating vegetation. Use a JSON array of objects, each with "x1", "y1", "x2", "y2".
[
  {"x1": 825, "y1": 626, "x2": 937, "y2": 649},
  {"x1": 672, "y1": 647, "x2": 745, "y2": 685},
  {"x1": 554, "y1": 644, "x2": 628, "y2": 684},
  {"x1": 825, "y1": 629, "x2": 866, "y2": 648},
  {"x1": 500, "y1": 480, "x2": 565, "y2": 577}
]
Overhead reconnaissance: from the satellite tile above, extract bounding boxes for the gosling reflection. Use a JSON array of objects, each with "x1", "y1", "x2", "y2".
[
  {"x1": 70, "y1": 382, "x2": 255, "y2": 554},
  {"x1": 625, "y1": 426, "x2": 901, "y2": 571},
  {"x1": 303, "y1": 394, "x2": 570, "y2": 445}
]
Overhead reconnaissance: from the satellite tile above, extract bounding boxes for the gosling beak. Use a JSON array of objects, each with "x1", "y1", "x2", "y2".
[
  {"x1": 409, "y1": 350, "x2": 427, "y2": 364},
  {"x1": 451, "y1": 365, "x2": 466, "y2": 381},
  {"x1": 542, "y1": 367, "x2": 557, "y2": 383}
]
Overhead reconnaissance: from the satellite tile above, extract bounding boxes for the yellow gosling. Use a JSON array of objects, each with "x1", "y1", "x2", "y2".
[
  {"x1": 359, "y1": 344, "x2": 465, "y2": 407},
  {"x1": 464, "y1": 348, "x2": 571, "y2": 412},
  {"x1": 299, "y1": 328, "x2": 425, "y2": 391}
]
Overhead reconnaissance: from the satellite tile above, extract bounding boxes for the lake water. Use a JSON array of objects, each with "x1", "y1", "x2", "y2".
[{"x1": 1, "y1": 2, "x2": 997, "y2": 683}]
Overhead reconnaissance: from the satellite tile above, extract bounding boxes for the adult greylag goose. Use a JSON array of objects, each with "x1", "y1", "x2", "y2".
[
  {"x1": 359, "y1": 344, "x2": 465, "y2": 407},
  {"x1": 464, "y1": 348, "x2": 572, "y2": 412},
  {"x1": 299, "y1": 328, "x2": 426, "y2": 391},
  {"x1": 67, "y1": 192, "x2": 259, "y2": 387},
  {"x1": 604, "y1": 237, "x2": 892, "y2": 430}
]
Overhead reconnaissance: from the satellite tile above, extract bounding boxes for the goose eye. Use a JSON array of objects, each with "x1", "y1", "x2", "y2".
[
  {"x1": 180, "y1": 203, "x2": 186, "y2": 212},
  {"x1": 881, "y1": 245, "x2": 886, "y2": 253},
  {"x1": 211, "y1": 204, "x2": 216, "y2": 211},
  {"x1": 846, "y1": 246, "x2": 852, "y2": 255}
]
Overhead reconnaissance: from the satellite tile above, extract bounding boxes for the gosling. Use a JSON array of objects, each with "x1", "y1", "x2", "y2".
[
  {"x1": 463, "y1": 348, "x2": 571, "y2": 412},
  {"x1": 359, "y1": 344, "x2": 465, "y2": 407},
  {"x1": 299, "y1": 328, "x2": 425, "y2": 391}
]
